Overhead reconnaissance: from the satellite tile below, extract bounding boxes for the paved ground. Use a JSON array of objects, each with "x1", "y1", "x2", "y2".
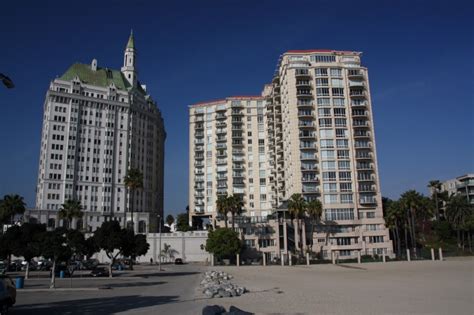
[
  {"x1": 10, "y1": 264, "x2": 209, "y2": 314},
  {"x1": 8, "y1": 257, "x2": 474, "y2": 314}
]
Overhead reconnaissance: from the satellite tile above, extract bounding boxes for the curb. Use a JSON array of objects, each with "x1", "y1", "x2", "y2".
[{"x1": 18, "y1": 288, "x2": 102, "y2": 292}]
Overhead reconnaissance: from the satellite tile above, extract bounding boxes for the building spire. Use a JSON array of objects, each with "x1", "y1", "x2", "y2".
[{"x1": 127, "y1": 29, "x2": 135, "y2": 49}]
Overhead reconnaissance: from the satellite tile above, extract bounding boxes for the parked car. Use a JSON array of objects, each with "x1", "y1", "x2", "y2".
[
  {"x1": 174, "y1": 258, "x2": 183, "y2": 265},
  {"x1": 0, "y1": 276, "x2": 16, "y2": 314},
  {"x1": 7, "y1": 262, "x2": 21, "y2": 272},
  {"x1": 90, "y1": 267, "x2": 109, "y2": 277},
  {"x1": 81, "y1": 259, "x2": 99, "y2": 270},
  {"x1": 36, "y1": 260, "x2": 52, "y2": 271}
]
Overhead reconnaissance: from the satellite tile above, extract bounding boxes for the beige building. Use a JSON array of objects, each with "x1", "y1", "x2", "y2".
[
  {"x1": 189, "y1": 49, "x2": 393, "y2": 260},
  {"x1": 441, "y1": 174, "x2": 474, "y2": 204},
  {"x1": 33, "y1": 32, "x2": 166, "y2": 233}
]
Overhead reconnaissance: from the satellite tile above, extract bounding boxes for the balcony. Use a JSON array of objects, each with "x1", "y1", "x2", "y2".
[
  {"x1": 216, "y1": 136, "x2": 227, "y2": 142},
  {"x1": 216, "y1": 128, "x2": 227, "y2": 134},
  {"x1": 194, "y1": 161, "x2": 204, "y2": 167},
  {"x1": 232, "y1": 172, "x2": 245, "y2": 178},
  {"x1": 353, "y1": 120, "x2": 370, "y2": 128},
  {"x1": 354, "y1": 131, "x2": 371, "y2": 138},
  {"x1": 232, "y1": 141, "x2": 244, "y2": 147},
  {"x1": 195, "y1": 176, "x2": 204, "y2": 182},
  {"x1": 350, "y1": 89, "x2": 366, "y2": 98},
  {"x1": 233, "y1": 164, "x2": 245, "y2": 170},
  {"x1": 301, "y1": 165, "x2": 318, "y2": 172},
  {"x1": 298, "y1": 121, "x2": 315, "y2": 128},
  {"x1": 195, "y1": 169, "x2": 204, "y2": 175},
  {"x1": 300, "y1": 154, "x2": 317, "y2": 161},
  {"x1": 354, "y1": 141, "x2": 372, "y2": 149},
  {"x1": 351, "y1": 100, "x2": 367, "y2": 107},
  {"x1": 195, "y1": 132, "x2": 204, "y2": 138},
  {"x1": 195, "y1": 192, "x2": 204, "y2": 198},
  {"x1": 302, "y1": 186, "x2": 320, "y2": 193},
  {"x1": 195, "y1": 124, "x2": 204, "y2": 130},
  {"x1": 216, "y1": 175, "x2": 227, "y2": 180},
  {"x1": 231, "y1": 102, "x2": 244, "y2": 108},
  {"x1": 232, "y1": 149, "x2": 244, "y2": 155},
  {"x1": 357, "y1": 174, "x2": 375, "y2": 182},
  {"x1": 302, "y1": 176, "x2": 319, "y2": 183},
  {"x1": 298, "y1": 111, "x2": 313, "y2": 118},
  {"x1": 195, "y1": 154, "x2": 204, "y2": 160},
  {"x1": 194, "y1": 146, "x2": 204, "y2": 152},
  {"x1": 359, "y1": 197, "x2": 377, "y2": 205},
  {"x1": 195, "y1": 200, "x2": 204, "y2": 206},
  {"x1": 349, "y1": 81, "x2": 365, "y2": 87},
  {"x1": 348, "y1": 70, "x2": 364, "y2": 79},
  {"x1": 216, "y1": 152, "x2": 227, "y2": 158},
  {"x1": 194, "y1": 139, "x2": 204, "y2": 145},
  {"x1": 352, "y1": 110, "x2": 368, "y2": 117},
  {"x1": 216, "y1": 114, "x2": 227, "y2": 120},
  {"x1": 216, "y1": 143, "x2": 227, "y2": 150},
  {"x1": 231, "y1": 110, "x2": 244, "y2": 116},
  {"x1": 194, "y1": 185, "x2": 204, "y2": 190},
  {"x1": 195, "y1": 116, "x2": 204, "y2": 122},
  {"x1": 296, "y1": 80, "x2": 311, "y2": 87},
  {"x1": 300, "y1": 144, "x2": 317, "y2": 150},
  {"x1": 296, "y1": 90, "x2": 313, "y2": 98},
  {"x1": 356, "y1": 163, "x2": 373, "y2": 170},
  {"x1": 359, "y1": 186, "x2": 376, "y2": 192},
  {"x1": 232, "y1": 156, "x2": 245, "y2": 162},
  {"x1": 216, "y1": 121, "x2": 227, "y2": 128},
  {"x1": 295, "y1": 69, "x2": 311, "y2": 78},
  {"x1": 216, "y1": 159, "x2": 227, "y2": 165}
]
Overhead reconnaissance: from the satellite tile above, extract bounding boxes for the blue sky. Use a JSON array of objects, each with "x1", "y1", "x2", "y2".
[{"x1": 0, "y1": 0, "x2": 472, "y2": 215}]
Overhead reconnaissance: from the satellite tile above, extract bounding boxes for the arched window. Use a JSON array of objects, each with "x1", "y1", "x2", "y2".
[{"x1": 138, "y1": 220, "x2": 147, "y2": 233}]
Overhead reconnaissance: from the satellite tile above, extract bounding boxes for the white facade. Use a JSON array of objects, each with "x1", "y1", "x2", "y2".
[{"x1": 34, "y1": 33, "x2": 166, "y2": 233}]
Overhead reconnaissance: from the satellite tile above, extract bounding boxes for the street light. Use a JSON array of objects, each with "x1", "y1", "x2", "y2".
[
  {"x1": 0, "y1": 73, "x2": 14, "y2": 89},
  {"x1": 157, "y1": 214, "x2": 163, "y2": 271}
]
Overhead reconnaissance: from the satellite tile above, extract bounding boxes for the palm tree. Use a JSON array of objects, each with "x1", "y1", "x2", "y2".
[
  {"x1": 228, "y1": 195, "x2": 243, "y2": 230},
  {"x1": 446, "y1": 194, "x2": 472, "y2": 249},
  {"x1": 400, "y1": 190, "x2": 424, "y2": 252},
  {"x1": 384, "y1": 200, "x2": 404, "y2": 257},
  {"x1": 306, "y1": 199, "x2": 322, "y2": 253},
  {"x1": 288, "y1": 193, "x2": 307, "y2": 257},
  {"x1": 124, "y1": 168, "x2": 144, "y2": 231},
  {"x1": 428, "y1": 180, "x2": 442, "y2": 221},
  {"x1": 58, "y1": 199, "x2": 83, "y2": 229},
  {"x1": 0, "y1": 194, "x2": 26, "y2": 228},
  {"x1": 216, "y1": 194, "x2": 229, "y2": 228}
]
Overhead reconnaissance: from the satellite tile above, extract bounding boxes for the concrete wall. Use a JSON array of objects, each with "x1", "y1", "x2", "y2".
[{"x1": 93, "y1": 231, "x2": 209, "y2": 264}]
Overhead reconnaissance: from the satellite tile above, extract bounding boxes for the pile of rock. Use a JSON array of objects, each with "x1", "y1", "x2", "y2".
[{"x1": 201, "y1": 271, "x2": 247, "y2": 298}]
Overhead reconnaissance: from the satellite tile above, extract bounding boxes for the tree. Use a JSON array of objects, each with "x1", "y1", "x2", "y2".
[
  {"x1": 428, "y1": 180, "x2": 442, "y2": 221},
  {"x1": 446, "y1": 194, "x2": 473, "y2": 249},
  {"x1": 13, "y1": 223, "x2": 46, "y2": 279},
  {"x1": 94, "y1": 221, "x2": 126, "y2": 277},
  {"x1": 216, "y1": 194, "x2": 230, "y2": 228},
  {"x1": 288, "y1": 193, "x2": 307, "y2": 257},
  {"x1": 306, "y1": 199, "x2": 322, "y2": 253},
  {"x1": 58, "y1": 199, "x2": 83, "y2": 229},
  {"x1": 165, "y1": 214, "x2": 175, "y2": 227},
  {"x1": 228, "y1": 195, "x2": 243, "y2": 230},
  {"x1": 0, "y1": 194, "x2": 26, "y2": 228},
  {"x1": 176, "y1": 213, "x2": 191, "y2": 232},
  {"x1": 399, "y1": 190, "x2": 425, "y2": 251},
  {"x1": 0, "y1": 225, "x2": 22, "y2": 268},
  {"x1": 121, "y1": 229, "x2": 150, "y2": 270},
  {"x1": 41, "y1": 229, "x2": 72, "y2": 288},
  {"x1": 124, "y1": 168, "x2": 144, "y2": 231},
  {"x1": 205, "y1": 228, "x2": 242, "y2": 261},
  {"x1": 384, "y1": 200, "x2": 404, "y2": 257}
]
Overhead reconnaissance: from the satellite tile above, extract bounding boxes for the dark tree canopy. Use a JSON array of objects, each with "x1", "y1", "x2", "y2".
[
  {"x1": 176, "y1": 213, "x2": 191, "y2": 232},
  {"x1": 205, "y1": 228, "x2": 242, "y2": 259}
]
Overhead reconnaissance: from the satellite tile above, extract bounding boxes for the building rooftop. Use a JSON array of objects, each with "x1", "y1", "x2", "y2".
[
  {"x1": 285, "y1": 49, "x2": 361, "y2": 55},
  {"x1": 190, "y1": 95, "x2": 264, "y2": 108},
  {"x1": 59, "y1": 63, "x2": 131, "y2": 90}
]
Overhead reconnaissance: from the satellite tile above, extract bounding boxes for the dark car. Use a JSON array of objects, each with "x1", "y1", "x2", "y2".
[
  {"x1": 90, "y1": 267, "x2": 109, "y2": 277},
  {"x1": 174, "y1": 258, "x2": 183, "y2": 265},
  {"x1": 0, "y1": 276, "x2": 16, "y2": 314}
]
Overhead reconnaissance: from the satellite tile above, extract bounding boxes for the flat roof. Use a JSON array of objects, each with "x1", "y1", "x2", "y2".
[
  {"x1": 284, "y1": 49, "x2": 361, "y2": 55},
  {"x1": 190, "y1": 95, "x2": 263, "y2": 108}
]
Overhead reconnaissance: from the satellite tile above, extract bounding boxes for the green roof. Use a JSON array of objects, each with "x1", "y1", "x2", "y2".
[
  {"x1": 59, "y1": 63, "x2": 131, "y2": 90},
  {"x1": 127, "y1": 32, "x2": 134, "y2": 49}
]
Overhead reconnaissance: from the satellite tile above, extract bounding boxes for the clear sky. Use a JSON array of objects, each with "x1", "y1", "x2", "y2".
[{"x1": 0, "y1": 0, "x2": 472, "y2": 216}]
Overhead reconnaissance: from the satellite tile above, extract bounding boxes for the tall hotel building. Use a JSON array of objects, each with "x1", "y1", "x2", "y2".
[
  {"x1": 33, "y1": 33, "x2": 166, "y2": 233},
  {"x1": 189, "y1": 49, "x2": 393, "y2": 258}
]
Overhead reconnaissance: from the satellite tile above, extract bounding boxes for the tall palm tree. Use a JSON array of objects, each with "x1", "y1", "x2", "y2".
[
  {"x1": 446, "y1": 194, "x2": 472, "y2": 249},
  {"x1": 288, "y1": 193, "x2": 307, "y2": 257},
  {"x1": 428, "y1": 180, "x2": 442, "y2": 221},
  {"x1": 306, "y1": 199, "x2": 322, "y2": 253},
  {"x1": 228, "y1": 195, "x2": 243, "y2": 230},
  {"x1": 58, "y1": 199, "x2": 83, "y2": 229},
  {"x1": 0, "y1": 194, "x2": 26, "y2": 227},
  {"x1": 124, "y1": 168, "x2": 144, "y2": 231},
  {"x1": 384, "y1": 200, "x2": 404, "y2": 257},
  {"x1": 216, "y1": 194, "x2": 229, "y2": 228},
  {"x1": 400, "y1": 190, "x2": 424, "y2": 251}
]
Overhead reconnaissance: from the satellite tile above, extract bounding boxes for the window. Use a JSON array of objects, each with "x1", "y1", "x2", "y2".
[
  {"x1": 317, "y1": 98, "x2": 330, "y2": 106},
  {"x1": 331, "y1": 78, "x2": 344, "y2": 87},
  {"x1": 316, "y1": 78, "x2": 329, "y2": 86},
  {"x1": 323, "y1": 183, "x2": 337, "y2": 192},
  {"x1": 325, "y1": 208, "x2": 354, "y2": 220},
  {"x1": 338, "y1": 160, "x2": 351, "y2": 170},
  {"x1": 315, "y1": 68, "x2": 328, "y2": 76},
  {"x1": 332, "y1": 88, "x2": 344, "y2": 96},
  {"x1": 322, "y1": 161, "x2": 336, "y2": 170},
  {"x1": 340, "y1": 193, "x2": 353, "y2": 203},
  {"x1": 340, "y1": 183, "x2": 352, "y2": 192},
  {"x1": 330, "y1": 68, "x2": 342, "y2": 77},
  {"x1": 333, "y1": 98, "x2": 345, "y2": 107},
  {"x1": 337, "y1": 150, "x2": 350, "y2": 159},
  {"x1": 319, "y1": 118, "x2": 332, "y2": 127},
  {"x1": 320, "y1": 139, "x2": 334, "y2": 148},
  {"x1": 324, "y1": 194, "x2": 338, "y2": 204},
  {"x1": 322, "y1": 171, "x2": 337, "y2": 181},
  {"x1": 366, "y1": 212, "x2": 376, "y2": 218},
  {"x1": 318, "y1": 108, "x2": 331, "y2": 117},
  {"x1": 335, "y1": 118, "x2": 347, "y2": 127},
  {"x1": 312, "y1": 55, "x2": 336, "y2": 63},
  {"x1": 316, "y1": 88, "x2": 330, "y2": 96},
  {"x1": 321, "y1": 150, "x2": 335, "y2": 159},
  {"x1": 339, "y1": 171, "x2": 352, "y2": 181},
  {"x1": 319, "y1": 129, "x2": 334, "y2": 138},
  {"x1": 334, "y1": 108, "x2": 346, "y2": 116},
  {"x1": 335, "y1": 129, "x2": 348, "y2": 138}
]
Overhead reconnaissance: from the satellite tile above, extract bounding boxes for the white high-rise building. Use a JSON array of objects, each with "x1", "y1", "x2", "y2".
[
  {"x1": 33, "y1": 32, "x2": 166, "y2": 233},
  {"x1": 189, "y1": 49, "x2": 393, "y2": 259}
]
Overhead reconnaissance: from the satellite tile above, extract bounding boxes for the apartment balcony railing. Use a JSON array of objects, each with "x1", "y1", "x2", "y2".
[
  {"x1": 195, "y1": 132, "x2": 204, "y2": 138},
  {"x1": 352, "y1": 111, "x2": 368, "y2": 117},
  {"x1": 216, "y1": 175, "x2": 227, "y2": 180},
  {"x1": 232, "y1": 156, "x2": 245, "y2": 162},
  {"x1": 359, "y1": 197, "x2": 377, "y2": 205},
  {"x1": 297, "y1": 101, "x2": 314, "y2": 108},
  {"x1": 216, "y1": 143, "x2": 227, "y2": 149},
  {"x1": 296, "y1": 90, "x2": 313, "y2": 97},
  {"x1": 299, "y1": 132, "x2": 316, "y2": 139},
  {"x1": 195, "y1": 124, "x2": 204, "y2": 130},
  {"x1": 216, "y1": 136, "x2": 226, "y2": 142},
  {"x1": 232, "y1": 149, "x2": 244, "y2": 155},
  {"x1": 195, "y1": 116, "x2": 204, "y2": 122},
  {"x1": 350, "y1": 90, "x2": 366, "y2": 97},
  {"x1": 357, "y1": 175, "x2": 375, "y2": 182},
  {"x1": 195, "y1": 192, "x2": 204, "y2": 198},
  {"x1": 195, "y1": 169, "x2": 204, "y2": 175},
  {"x1": 302, "y1": 177, "x2": 319, "y2": 183},
  {"x1": 359, "y1": 186, "x2": 376, "y2": 192},
  {"x1": 216, "y1": 114, "x2": 227, "y2": 120},
  {"x1": 348, "y1": 70, "x2": 364, "y2": 78},
  {"x1": 216, "y1": 153, "x2": 227, "y2": 158},
  {"x1": 195, "y1": 176, "x2": 204, "y2": 182},
  {"x1": 295, "y1": 69, "x2": 311, "y2": 77},
  {"x1": 351, "y1": 100, "x2": 367, "y2": 107},
  {"x1": 231, "y1": 110, "x2": 244, "y2": 116},
  {"x1": 349, "y1": 81, "x2": 365, "y2": 87},
  {"x1": 195, "y1": 200, "x2": 204, "y2": 206},
  {"x1": 231, "y1": 102, "x2": 244, "y2": 108},
  {"x1": 195, "y1": 155, "x2": 204, "y2": 160},
  {"x1": 194, "y1": 162, "x2": 204, "y2": 167},
  {"x1": 302, "y1": 186, "x2": 320, "y2": 193},
  {"x1": 216, "y1": 129, "x2": 227, "y2": 134},
  {"x1": 354, "y1": 142, "x2": 372, "y2": 148},
  {"x1": 300, "y1": 144, "x2": 317, "y2": 150},
  {"x1": 194, "y1": 146, "x2": 204, "y2": 152},
  {"x1": 296, "y1": 81, "x2": 312, "y2": 87},
  {"x1": 232, "y1": 172, "x2": 245, "y2": 178},
  {"x1": 298, "y1": 111, "x2": 313, "y2": 117},
  {"x1": 356, "y1": 164, "x2": 374, "y2": 170},
  {"x1": 216, "y1": 159, "x2": 227, "y2": 165},
  {"x1": 216, "y1": 122, "x2": 227, "y2": 128},
  {"x1": 300, "y1": 154, "x2": 317, "y2": 160},
  {"x1": 301, "y1": 165, "x2": 318, "y2": 171},
  {"x1": 232, "y1": 164, "x2": 245, "y2": 170},
  {"x1": 353, "y1": 120, "x2": 370, "y2": 127},
  {"x1": 298, "y1": 121, "x2": 315, "y2": 128},
  {"x1": 354, "y1": 131, "x2": 371, "y2": 138}
]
